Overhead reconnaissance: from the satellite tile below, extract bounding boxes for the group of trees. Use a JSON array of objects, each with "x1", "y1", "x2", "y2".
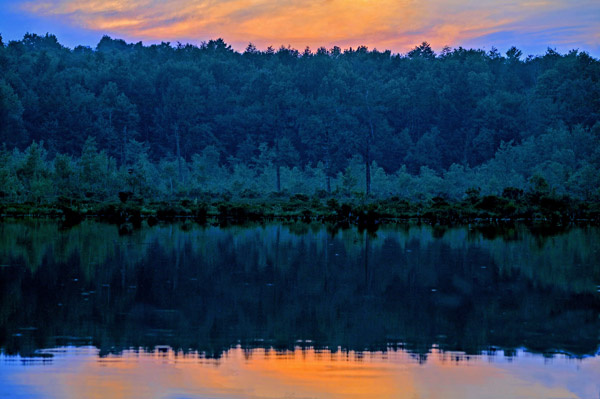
[{"x1": 0, "y1": 33, "x2": 599, "y2": 202}]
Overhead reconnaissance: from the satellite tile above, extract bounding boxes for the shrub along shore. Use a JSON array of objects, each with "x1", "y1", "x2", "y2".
[{"x1": 2, "y1": 190, "x2": 599, "y2": 232}]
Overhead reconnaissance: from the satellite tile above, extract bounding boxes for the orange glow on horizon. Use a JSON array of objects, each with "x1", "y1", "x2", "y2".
[{"x1": 17, "y1": 0, "x2": 600, "y2": 53}]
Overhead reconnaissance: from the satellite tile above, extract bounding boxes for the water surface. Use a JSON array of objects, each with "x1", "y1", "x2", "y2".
[{"x1": 1, "y1": 220, "x2": 599, "y2": 398}]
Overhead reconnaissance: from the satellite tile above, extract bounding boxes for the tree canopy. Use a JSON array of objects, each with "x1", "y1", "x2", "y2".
[{"x1": 0, "y1": 34, "x2": 599, "y2": 201}]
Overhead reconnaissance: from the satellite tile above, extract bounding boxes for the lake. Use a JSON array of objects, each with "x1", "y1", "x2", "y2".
[{"x1": 1, "y1": 220, "x2": 599, "y2": 398}]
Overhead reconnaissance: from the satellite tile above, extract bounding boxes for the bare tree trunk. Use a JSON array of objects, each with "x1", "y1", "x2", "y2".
[
  {"x1": 324, "y1": 129, "x2": 331, "y2": 193},
  {"x1": 365, "y1": 137, "x2": 371, "y2": 196},
  {"x1": 175, "y1": 126, "x2": 182, "y2": 183},
  {"x1": 276, "y1": 163, "x2": 281, "y2": 192},
  {"x1": 121, "y1": 126, "x2": 127, "y2": 166},
  {"x1": 365, "y1": 90, "x2": 375, "y2": 196}
]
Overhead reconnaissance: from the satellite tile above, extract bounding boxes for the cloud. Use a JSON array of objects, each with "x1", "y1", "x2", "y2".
[{"x1": 14, "y1": 0, "x2": 600, "y2": 53}]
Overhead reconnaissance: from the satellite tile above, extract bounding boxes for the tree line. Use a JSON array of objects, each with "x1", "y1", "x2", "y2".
[{"x1": 0, "y1": 33, "x2": 599, "y2": 202}]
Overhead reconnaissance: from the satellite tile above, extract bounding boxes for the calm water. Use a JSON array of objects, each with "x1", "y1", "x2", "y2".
[{"x1": 1, "y1": 220, "x2": 599, "y2": 398}]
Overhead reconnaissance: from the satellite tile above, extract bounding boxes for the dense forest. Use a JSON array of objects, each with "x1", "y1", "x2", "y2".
[{"x1": 0, "y1": 33, "x2": 599, "y2": 204}]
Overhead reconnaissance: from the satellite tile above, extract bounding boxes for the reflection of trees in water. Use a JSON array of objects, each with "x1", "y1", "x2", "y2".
[{"x1": 0, "y1": 221, "x2": 598, "y2": 359}]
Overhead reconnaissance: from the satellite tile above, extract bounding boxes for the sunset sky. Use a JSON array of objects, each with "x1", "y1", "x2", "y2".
[{"x1": 1, "y1": 0, "x2": 599, "y2": 55}]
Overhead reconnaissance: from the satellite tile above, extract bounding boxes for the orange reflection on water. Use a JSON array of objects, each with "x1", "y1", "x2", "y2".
[{"x1": 3, "y1": 347, "x2": 598, "y2": 399}]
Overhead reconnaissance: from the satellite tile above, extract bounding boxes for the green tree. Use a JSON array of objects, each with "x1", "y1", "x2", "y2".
[
  {"x1": 96, "y1": 82, "x2": 140, "y2": 165},
  {"x1": 18, "y1": 141, "x2": 52, "y2": 202},
  {"x1": 79, "y1": 136, "x2": 113, "y2": 198},
  {"x1": 53, "y1": 153, "x2": 77, "y2": 198},
  {"x1": 0, "y1": 79, "x2": 26, "y2": 147}
]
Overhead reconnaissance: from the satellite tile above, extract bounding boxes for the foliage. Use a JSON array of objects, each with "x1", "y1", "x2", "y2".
[{"x1": 0, "y1": 34, "x2": 598, "y2": 201}]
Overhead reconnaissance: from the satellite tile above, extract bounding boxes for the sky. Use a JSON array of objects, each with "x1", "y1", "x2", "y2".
[{"x1": 0, "y1": 0, "x2": 599, "y2": 55}]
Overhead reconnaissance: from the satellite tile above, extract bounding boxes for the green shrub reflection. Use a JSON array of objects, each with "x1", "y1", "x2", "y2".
[{"x1": 0, "y1": 221, "x2": 598, "y2": 359}]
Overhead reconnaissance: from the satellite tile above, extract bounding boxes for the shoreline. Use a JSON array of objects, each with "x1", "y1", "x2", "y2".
[{"x1": 2, "y1": 195, "x2": 599, "y2": 228}]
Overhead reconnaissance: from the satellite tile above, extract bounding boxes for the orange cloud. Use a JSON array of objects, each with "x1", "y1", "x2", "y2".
[{"x1": 17, "y1": 0, "x2": 600, "y2": 53}]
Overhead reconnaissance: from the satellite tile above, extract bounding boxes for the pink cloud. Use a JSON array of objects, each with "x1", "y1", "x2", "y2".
[{"x1": 16, "y1": 0, "x2": 600, "y2": 53}]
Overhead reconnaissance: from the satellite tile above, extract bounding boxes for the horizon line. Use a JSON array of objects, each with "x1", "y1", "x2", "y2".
[{"x1": 3, "y1": 31, "x2": 598, "y2": 59}]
